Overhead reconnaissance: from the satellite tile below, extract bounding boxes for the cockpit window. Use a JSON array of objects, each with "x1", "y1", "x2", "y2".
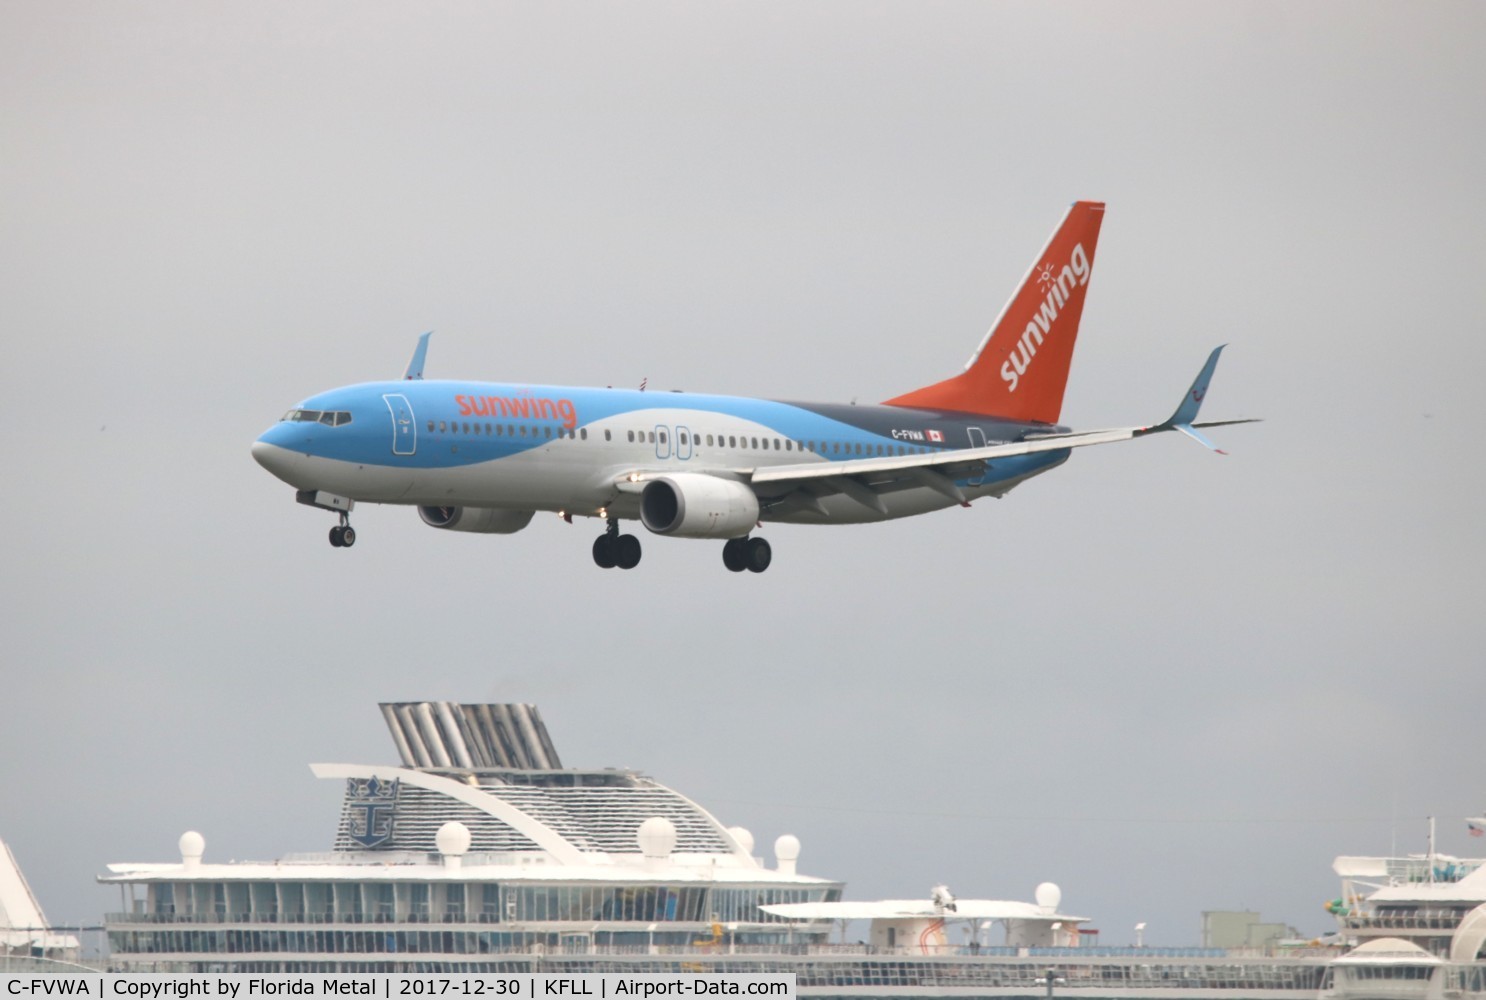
[{"x1": 282, "y1": 409, "x2": 352, "y2": 426}]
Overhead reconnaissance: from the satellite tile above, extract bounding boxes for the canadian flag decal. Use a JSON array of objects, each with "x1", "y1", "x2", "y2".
[{"x1": 926, "y1": 429, "x2": 944, "y2": 443}]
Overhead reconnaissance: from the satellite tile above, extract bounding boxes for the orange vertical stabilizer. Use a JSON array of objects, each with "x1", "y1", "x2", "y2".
[{"x1": 884, "y1": 201, "x2": 1105, "y2": 424}]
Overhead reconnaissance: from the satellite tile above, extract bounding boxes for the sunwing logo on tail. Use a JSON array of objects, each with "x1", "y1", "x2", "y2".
[{"x1": 1000, "y1": 243, "x2": 1091, "y2": 393}]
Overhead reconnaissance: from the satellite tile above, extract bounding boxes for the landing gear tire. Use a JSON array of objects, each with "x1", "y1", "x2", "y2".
[
  {"x1": 330, "y1": 526, "x2": 344, "y2": 547},
  {"x1": 592, "y1": 534, "x2": 617, "y2": 569},
  {"x1": 340, "y1": 526, "x2": 356, "y2": 548},
  {"x1": 722, "y1": 538, "x2": 747, "y2": 572},
  {"x1": 614, "y1": 534, "x2": 642, "y2": 570},
  {"x1": 745, "y1": 536, "x2": 772, "y2": 573}
]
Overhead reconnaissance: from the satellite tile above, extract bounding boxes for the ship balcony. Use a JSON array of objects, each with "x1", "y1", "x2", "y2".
[{"x1": 1341, "y1": 910, "x2": 1472, "y2": 934}]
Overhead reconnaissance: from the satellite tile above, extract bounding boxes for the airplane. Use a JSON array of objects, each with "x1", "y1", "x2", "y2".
[{"x1": 251, "y1": 201, "x2": 1254, "y2": 573}]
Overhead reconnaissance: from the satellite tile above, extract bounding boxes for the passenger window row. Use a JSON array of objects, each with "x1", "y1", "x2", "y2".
[{"x1": 422, "y1": 420, "x2": 936, "y2": 458}]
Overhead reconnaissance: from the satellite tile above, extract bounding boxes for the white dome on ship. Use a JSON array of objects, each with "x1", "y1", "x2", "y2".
[
  {"x1": 728, "y1": 826, "x2": 755, "y2": 855},
  {"x1": 1035, "y1": 882, "x2": 1062, "y2": 913},
  {"x1": 436, "y1": 822, "x2": 471, "y2": 856},
  {"x1": 179, "y1": 831, "x2": 205, "y2": 868},
  {"x1": 638, "y1": 817, "x2": 677, "y2": 859}
]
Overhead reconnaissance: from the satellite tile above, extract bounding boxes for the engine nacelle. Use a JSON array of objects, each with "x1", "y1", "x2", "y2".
[
  {"x1": 418, "y1": 506, "x2": 535, "y2": 534},
  {"x1": 640, "y1": 474, "x2": 759, "y2": 539}
]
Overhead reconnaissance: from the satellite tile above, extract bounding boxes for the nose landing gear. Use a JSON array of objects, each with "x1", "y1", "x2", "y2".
[
  {"x1": 593, "y1": 517, "x2": 641, "y2": 570},
  {"x1": 329, "y1": 512, "x2": 356, "y2": 548}
]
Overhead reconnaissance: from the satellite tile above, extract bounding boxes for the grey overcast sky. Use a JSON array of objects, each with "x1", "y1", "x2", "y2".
[{"x1": 3, "y1": 1, "x2": 1483, "y2": 945}]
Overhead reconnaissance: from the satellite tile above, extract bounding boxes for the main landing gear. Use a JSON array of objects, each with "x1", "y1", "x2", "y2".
[
  {"x1": 722, "y1": 536, "x2": 771, "y2": 573},
  {"x1": 328, "y1": 512, "x2": 356, "y2": 548},
  {"x1": 593, "y1": 518, "x2": 641, "y2": 570}
]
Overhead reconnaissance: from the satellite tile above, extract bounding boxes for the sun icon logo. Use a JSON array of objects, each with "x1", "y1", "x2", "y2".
[{"x1": 1036, "y1": 263, "x2": 1055, "y2": 292}]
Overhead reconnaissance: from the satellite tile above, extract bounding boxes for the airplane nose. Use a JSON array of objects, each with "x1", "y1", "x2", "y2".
[{"x1": 251, "y1": 437, "x2": 302, "y2": 485}]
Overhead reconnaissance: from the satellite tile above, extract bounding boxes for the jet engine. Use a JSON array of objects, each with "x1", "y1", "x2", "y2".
[
  {"x1": 418, "y1": 506, "x2": 535, "y2": 534},
  {"x1": 640, "y1": 474, "x2": 759, "y2": 539}
]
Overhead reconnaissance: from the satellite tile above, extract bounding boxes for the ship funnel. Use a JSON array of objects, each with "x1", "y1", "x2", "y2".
[{"x1": 380, "y1": 702, "x2": 563, "y2": 770}]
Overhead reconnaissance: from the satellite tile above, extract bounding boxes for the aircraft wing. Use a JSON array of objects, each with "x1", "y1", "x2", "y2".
[
  {"x1": 755, "y1": 345, "x2": 1254, "y2": 513},
  {"x1": 613, "y1": 347, "x2": 1256, "y2": 515},
  {"x1": 745, "y1": 424, "x2": 1199, "y2": 514}
]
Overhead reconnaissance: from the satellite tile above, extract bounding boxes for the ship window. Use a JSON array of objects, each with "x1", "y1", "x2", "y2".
[
  {"x1": 706, "y1": 434, "x2": 714, "y2": 446},
  {"x1": 473, "y1": 423, "x2": 481, "y2": 435},
  {"x1": 439, "y1": 421, "x2": 447, "y2": 432},
  {"x1": 648, "y1": 431, "x2": 655, "y2": 443},
  {"x1": 519, "y1": 425, "x2": 527, "y2": 436},
  {"x1": 427, "y1": 421, "x2": 435, "y2": 432},
  {"x1": 580, "y1": 428, "x2": 588, "y2": 440},
  {"x1": 750, "y1": 437, "x2": 758, "y2": 449},
  {"x1": 785, "y1": 440, "x2": 792, "y2": 451},
  {"x1": 678, "y1": 431, "x2": 687, "y2": 445},
  {"x1": 728, "y1": 436, "x2": 736, "y2": 447},
  {"x1": 659, "y1": 431, "x2": 668, "y2": 444},
  {"x1": 604, "y1": 429, "x2": 611, "y2": 441}
]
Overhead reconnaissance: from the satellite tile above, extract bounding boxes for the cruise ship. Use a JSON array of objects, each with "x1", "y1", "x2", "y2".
[{"x1": 98, "y1": 702, "x2": 1486, "y2": 998}]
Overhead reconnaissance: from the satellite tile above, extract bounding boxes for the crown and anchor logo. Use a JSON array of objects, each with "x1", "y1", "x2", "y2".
[{"x1": 346, "y1": 776, "x2": 400, "y2": 848}]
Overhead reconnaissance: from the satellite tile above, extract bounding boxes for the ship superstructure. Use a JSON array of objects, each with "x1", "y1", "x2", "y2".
[
  {"x1": 102, "y1": 703, "x2": 841, "y2": 971},
  {"x1": 97, "y1": 703, "x2": 1486, "y2": 998}
]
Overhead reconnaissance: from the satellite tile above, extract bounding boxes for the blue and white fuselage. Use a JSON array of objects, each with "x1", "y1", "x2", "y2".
[{"x1": 252, "y1": 379, "x2": 1070, "y2": 523}]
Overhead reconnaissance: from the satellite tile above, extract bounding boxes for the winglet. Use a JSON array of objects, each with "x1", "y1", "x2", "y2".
[
  {"x1": 404, "y1": 331, "x2": 432, "y2": 380},
  {"x1": 1162, "y1": 344, "x2": 1225, "y2": 426},
  {"x1": 1156, "y1": 345, "x2": 1230, "y2": 453}
]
